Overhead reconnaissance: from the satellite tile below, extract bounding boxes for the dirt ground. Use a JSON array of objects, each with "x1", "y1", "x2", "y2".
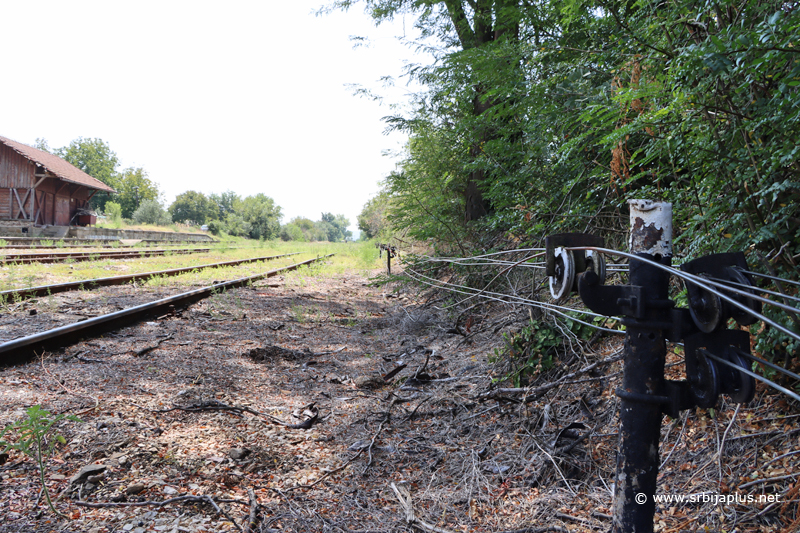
[{"x1": 0, "y1": 265, "x2": 798, "y2": 533}]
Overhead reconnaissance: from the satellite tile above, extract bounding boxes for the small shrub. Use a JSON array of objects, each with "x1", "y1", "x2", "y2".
[
  {"x1": 0, "y1": 406, "x2": 81, "y2": 516},
  {"x1": 104, "y1": 202, "x2": 123, "y2": 228}
]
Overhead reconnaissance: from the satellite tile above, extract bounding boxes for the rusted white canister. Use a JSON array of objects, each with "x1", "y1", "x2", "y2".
[{"x1": 628, "y1": 200, "x2": 673, "y2": 257}]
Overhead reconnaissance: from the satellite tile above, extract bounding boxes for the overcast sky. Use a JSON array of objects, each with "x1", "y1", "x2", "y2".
[{"x1": 1, "y1": 1, "x2": 426, "y2": 235}]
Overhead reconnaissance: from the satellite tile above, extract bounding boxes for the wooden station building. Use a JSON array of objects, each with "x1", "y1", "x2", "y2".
[{"x1": 0, "y1": 135, "x2": 116, "y2": 227}]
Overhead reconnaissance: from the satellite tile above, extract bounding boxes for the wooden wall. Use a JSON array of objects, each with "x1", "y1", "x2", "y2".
[
  {"x1": 0, "y1": 144, "x2": 34, "y2": 188},
  {"x1": 1, "y1": 144, "x2": 95, "y2": 225}
]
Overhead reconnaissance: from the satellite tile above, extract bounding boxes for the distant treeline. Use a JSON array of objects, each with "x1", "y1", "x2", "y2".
[{"x1": 34, "y1": 137, "x2": 351, "y2": 242}]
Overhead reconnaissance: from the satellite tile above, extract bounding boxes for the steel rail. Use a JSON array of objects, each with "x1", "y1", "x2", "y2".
[
  {"x1": 0, "y1": 254, "x2": 334, "y2": 366},
  {"x1": 0, "y1": 248, "x2": 210, "y2": 264},
  {"x1": 0, "y1": 253, "x2": 300, "y2": 302}
]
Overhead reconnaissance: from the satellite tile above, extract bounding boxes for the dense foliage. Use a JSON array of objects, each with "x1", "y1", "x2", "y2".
[
  {"x1": 344, "y1": 0, "x2": 799, "y2": 272},
  {"x1": 279, "y1": 213, "x2": 353, "y2": 242},
  {"x1": 342, "y1": 1, "x2": 800, "y2": 362}
]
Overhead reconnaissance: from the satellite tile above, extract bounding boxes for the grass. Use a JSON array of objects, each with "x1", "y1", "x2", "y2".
[{"x1": 0, "y1": 240, "x2": 385, "y2": 291}]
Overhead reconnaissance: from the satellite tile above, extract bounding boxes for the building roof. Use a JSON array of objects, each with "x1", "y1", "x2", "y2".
[{"x1": 0, "y1": 135, "x2": 116, "y2": 193}]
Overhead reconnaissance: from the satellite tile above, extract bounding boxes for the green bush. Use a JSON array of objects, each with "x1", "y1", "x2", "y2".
[
  {"x1": 133, "y1": 199, "x2": 172, "y2": 226},
  {"x1": 104, "y1": 201, "x2": 123, "y2": 228}
]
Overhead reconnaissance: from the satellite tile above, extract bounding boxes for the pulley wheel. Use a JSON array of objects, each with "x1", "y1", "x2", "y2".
[
  {"x1": 724, "y1": 348, "x2": 755, "y2": 404},
  {"x1": 549, "y1": 247, "x2": 575, "y2": 302},
  {"x1": 687, "y1": 274, "x2": 723, "y2": 333},
  {"x1": 687, "y1": 349, "x2": 720, "y2": 409},
  {"x1": 586, "y1": 250, "x2": 607, "y2": 285},
  {"x1": 726, "y1": 268, "x2": 761, "y2": 326}
]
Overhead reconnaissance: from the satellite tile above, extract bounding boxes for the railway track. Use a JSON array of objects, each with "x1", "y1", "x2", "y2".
[
  {"x1": 0, "y1": 247, "x2": 210, "y2": 264},
  {"x1": 0, "y1": 252, "x2": 300, "y2": 302},
  {"x1": 0, "y1": 254, "x2": 334, "y2": 365}
]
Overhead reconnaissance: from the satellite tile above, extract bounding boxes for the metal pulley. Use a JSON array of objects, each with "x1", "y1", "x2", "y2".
[
  {"x1": 681, "y1": 253, "x2": 761, "y2": 333},
  {"x1": 726, "y1": 268, "x2": 761, "y2": 326},
  {"x1": 544, "y1": 233, "x2": 606, "y2": 302},
  {"x1": 686, "y1": 273, "x2": 723, "y2": 333},
  {"x1": 719, "y1": 347, "x2": 755, "y2": 403},
  {"x1": 586, "y1": 250, "x2": 607, "y2": 285},
  {"x1": 685, "y1": 347, "x2": 720, "y2": 408},
  {"x1": 549, "y1": 247, "x2": 575, "y2": 302},
  {"x1": 684, "y1": 330, "x2": 756, "y2": 407}
]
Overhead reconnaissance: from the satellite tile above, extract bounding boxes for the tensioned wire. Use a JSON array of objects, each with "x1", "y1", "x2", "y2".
[
  {"x1": 703, "y1": 350, "x2": 800, "y2": 403},
  {"x1": 567, "y1": 246, "x2": 800, "y2": 345},
  {"x1": 403, "y1": 266, "x2": 624, "y2": 335},
  {"x1": 413, "y1": 247, "x2": 798, "y2": 340},
  {"x1": 405, "y1": 248, "x2": 799, "y2": 396},
  {"x1": 706, "y1": 274, "x2": 800, "y2": 305},
  {"x1": 738, "y1": 268, "x2": 800, "y2": 288}
]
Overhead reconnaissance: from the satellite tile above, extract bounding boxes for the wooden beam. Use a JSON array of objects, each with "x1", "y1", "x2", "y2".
[
  {"x1": 32, "y1": 176, "x2": 47, "y2": 189},
  {"x1": 13, "y1": 189, "x2": 28, "y2": 219}
]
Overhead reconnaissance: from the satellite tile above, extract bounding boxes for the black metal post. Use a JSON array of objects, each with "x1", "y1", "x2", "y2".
[
  {"x1": 387, "y1": 250, "x2": 391, "y2": 275},
  {"x1": 613, "y1": 200, "x2": 673, "y2": 533}
]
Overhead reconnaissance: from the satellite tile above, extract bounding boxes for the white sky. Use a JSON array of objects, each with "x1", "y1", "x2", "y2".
[{"x1": 1, "y1": 1, "x2": 425, "y2": 235}]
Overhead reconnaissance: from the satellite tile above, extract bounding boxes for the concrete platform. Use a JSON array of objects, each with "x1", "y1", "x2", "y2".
[{"x1": 0, "y1": 223, "x2": 216, "y2": 243}]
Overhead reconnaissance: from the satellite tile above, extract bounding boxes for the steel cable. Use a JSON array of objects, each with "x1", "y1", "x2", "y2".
[
  {"x1": 702, "y1": 351, "x2": 800, "y2": 404},
  {"x1": 568, "y1": 247, "x2": 800, "y2": 345},
  {"x1": 404, "y1": 267, "x2": 624, "y2": 335}
]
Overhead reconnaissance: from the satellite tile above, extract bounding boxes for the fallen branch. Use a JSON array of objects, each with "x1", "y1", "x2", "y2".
[
  {"x1": 134, "y1": 400, "x2": 319, "y2": 430},
  {"x1": 479, "y1": 352, "x2": 622, "y2": 403},
  {"x1": 738, "y1": 473, "x2": 799, "y2": 490},
  {"x1": 246, "y1": 488, "x2": 259, "y2": 533},
  {"x1": 364, "y1": 418, "x2": 389, "y2": 474},
  {"x1": 283, "y1": 448, "x2": 366, "y2": 492},
  {"x1": 390, "y1": 482, "x2": 455, "y2": 533},
  {"x1": 75, "y1": 494, "x2": 244, "y2": 532}
]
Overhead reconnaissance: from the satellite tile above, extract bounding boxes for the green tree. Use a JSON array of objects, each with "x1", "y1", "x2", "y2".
[
  {"x1": 358, "y1": 191, "x2": 391, "y2": 239},
  {"x1": 239, "y1": 194, "x2": 282, "y2": 240},
  {"x1": 223, "y1": 213, "x2": 252, "y2": 237},
  {"x1": 319, "y1": 212, "x2": 352, "y2": 242},
  {"x1": 280, "y1": 223, "x2": 306, "y2": 241},
  {"x1": 132, "y1": 199, "x2": 172, "y2": 226},
  {"x1": 116, "y1": 167, "x2": 160, "y2": 219},
  {"x1": 209, "y1": 190, "x2": 241, "y2": 220},
  {"x1": 54, "y1": 138, "x2": 120, "y2": 211},
  {"x1": 104, "y1": 201, "x2": 123, "y2": 228},
  {"x1": 168, "y1": 191, "x2": 218, "y2": 225},
  {"x1": 328, "y1": 0, "x2": 524, "y2": 221},
  {"x1": 34, "y1": 138, "x2": 51, "y2": 152}
]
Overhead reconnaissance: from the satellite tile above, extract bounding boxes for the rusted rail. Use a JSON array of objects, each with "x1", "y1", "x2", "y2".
[
  {"x1": 0, "y1": 254, "x2": 334, "y2": 366},
  {"x1": 0, "y1": 248, "x2": 210, "y2": 264},
  {"x1": 0, "y1": 253, "x2": 300, "y2": 302}
]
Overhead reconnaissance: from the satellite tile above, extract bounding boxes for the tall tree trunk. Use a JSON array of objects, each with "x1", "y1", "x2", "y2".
[
  {"x1": 465, "y1": 94, "x2": 494, "y2": 222},
  {"x1": 445, "y1": 0, "x2": 519, "y2": 222}
]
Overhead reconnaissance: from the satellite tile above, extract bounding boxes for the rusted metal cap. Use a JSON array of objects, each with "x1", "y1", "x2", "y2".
[{"x1": 628, "y1": 200, "x2": 673, "y2": 256}]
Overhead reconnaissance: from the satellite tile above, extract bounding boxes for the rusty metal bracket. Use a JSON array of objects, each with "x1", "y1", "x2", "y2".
[{"x1": 577, "y1": 270, "x2": 646, "y2": 319}]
